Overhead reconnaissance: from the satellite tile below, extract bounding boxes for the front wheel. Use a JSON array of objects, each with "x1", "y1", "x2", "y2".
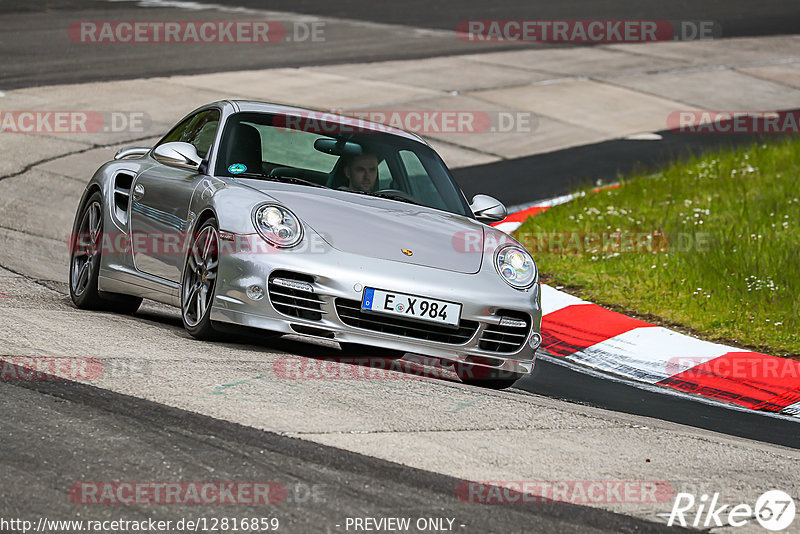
[
  {"x1": 455, "y1": 362, "x2": 523, "y2": 389},
  {"x1": 181, "y1": 218, "x2": 220, "y2": 340},
  {"x1": 69, "y1": 192, "x2": 142, "y2": 314}
]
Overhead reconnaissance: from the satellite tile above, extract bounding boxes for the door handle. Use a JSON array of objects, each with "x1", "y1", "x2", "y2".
[{"x1": 133, "y1": 183, "x2": 145, "y2": 201}]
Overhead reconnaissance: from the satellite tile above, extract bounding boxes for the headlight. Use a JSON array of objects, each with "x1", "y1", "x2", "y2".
[
  {"x1": 495, "y1": 245, "x2": 536, "y2": 289},
  {"x1": 252, "y1": 204, "x2": 303, "y2": 248}
]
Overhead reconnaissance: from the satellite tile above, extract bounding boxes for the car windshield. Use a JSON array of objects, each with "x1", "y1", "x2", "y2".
[{"x1": 215, "y1": 112, "x2": 471, "y2": 217}]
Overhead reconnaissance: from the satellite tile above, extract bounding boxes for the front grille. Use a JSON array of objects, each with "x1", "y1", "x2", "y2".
[
  {"x1": 268, "y1": 272, "x2": 324, "y2": 321},
  {"x1": 478, "y1": 311, "x2": 531, "y2": 353},
  {"x1": 335, "y1": 298, "x2": 479, "y2": 344}
]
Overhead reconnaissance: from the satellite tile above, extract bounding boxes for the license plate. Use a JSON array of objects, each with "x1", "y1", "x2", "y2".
[{"x1": 361, "y1": 288, "x2": 461, "y2": 327}]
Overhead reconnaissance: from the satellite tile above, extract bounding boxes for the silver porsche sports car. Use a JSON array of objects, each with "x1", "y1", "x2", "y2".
[{"x1": 69, "y1": 100, "x2": 542, "y2": 388}]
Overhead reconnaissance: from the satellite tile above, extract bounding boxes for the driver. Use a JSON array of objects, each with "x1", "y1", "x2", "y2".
[{"x1": 343, "y1": 152, "x2": 379, "y2": 193}]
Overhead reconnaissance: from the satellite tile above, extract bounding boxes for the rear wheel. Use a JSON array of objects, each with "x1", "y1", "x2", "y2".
[
  {"x1": 455, "y1": 362, "x2": 523, "y2": 390},
  {"x1": 69, "y1": 192, "x2": 142, "y2": 314},
  {"x1": 181, "y1": 218, "x2": 220, "y2": 340}
]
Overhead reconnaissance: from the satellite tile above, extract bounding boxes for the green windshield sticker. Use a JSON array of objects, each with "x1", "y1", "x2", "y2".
[{"x1": 228, "y1": 163, "x2": 247, "y2": 174}]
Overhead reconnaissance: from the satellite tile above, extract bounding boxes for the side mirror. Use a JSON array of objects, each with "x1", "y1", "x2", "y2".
[
  {"x1": 153, "y1": 142, "x2": 203, "y2": 171},
  {"x1": 470, "y1": 194, "x2": 507, "y2": 223}
]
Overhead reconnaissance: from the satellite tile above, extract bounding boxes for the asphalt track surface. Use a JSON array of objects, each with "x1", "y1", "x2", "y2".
[
  {"x1": 2, "y1": 0, "x2": 800, "y2": 88},
  {"x1": 2, "y1": 377, "x2": 682, "y2": 534},
  {"x1": 4, "y1": 0, "x2": 799, "y2": 35},
  {"x1": 2, "y1": 1, "x2": 800, "y2": 532}
]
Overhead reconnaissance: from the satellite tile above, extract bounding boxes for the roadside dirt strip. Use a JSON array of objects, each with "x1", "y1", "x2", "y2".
[{"x1": 1, "y1": 37, "x2": 799, "y2": 527}]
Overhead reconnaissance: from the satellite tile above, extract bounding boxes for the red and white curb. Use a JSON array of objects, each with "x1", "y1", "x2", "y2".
[
  {"x1": 537, "y1": 285, "x2": 800, "y2": 417},
  {"x1": 492, "y1": 205, "x2": 800, "y2": 418},
  {"x1": 493, "y1": 187, "x2": 621, "y2": 234},
  {"x1": 491, "y1": 197, "x2": 564, "y2": 234}
]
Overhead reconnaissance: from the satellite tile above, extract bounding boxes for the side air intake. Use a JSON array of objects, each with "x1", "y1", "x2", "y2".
[
  {"x1": 113, "y1": 172, "x2": 134, "y2": 224},
  {"x1": 268, "y1": 271, "x2": 325, "y2": 321}
]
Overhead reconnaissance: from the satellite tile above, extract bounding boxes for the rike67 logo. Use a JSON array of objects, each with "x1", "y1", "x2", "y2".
[{"x1": 668, "y1": 490, "x2": 796, "y2": 531}]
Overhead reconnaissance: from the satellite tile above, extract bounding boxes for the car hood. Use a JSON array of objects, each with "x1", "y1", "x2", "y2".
[{"x1": 252, "y1": 186, "x2": 485, "y2": 274}]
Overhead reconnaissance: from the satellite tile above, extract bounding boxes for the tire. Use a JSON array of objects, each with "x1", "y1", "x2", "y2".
[
  {"x1": 69, "y1": 191, "x2": 142, "y2": 314},
  {"x1": 455, "y1": 362, "x2": 523, "y2": 389},
  {"x1": 181, "y1": 217, "x2": 220, "y2": 340}
]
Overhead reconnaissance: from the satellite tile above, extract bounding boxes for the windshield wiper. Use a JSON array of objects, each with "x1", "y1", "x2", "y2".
[
  {"x1": 229, "y1": 172, "x2": 327, "y2": 188},
  {"x1": 228, "y1": 171, "x2": 267, "y2": 180},
  {"x1": 368, "y1": 191, "x2": 423, "y2": 206},
  {"x1": 265, "y1": 175, "x2": 328, "y2": 188}
]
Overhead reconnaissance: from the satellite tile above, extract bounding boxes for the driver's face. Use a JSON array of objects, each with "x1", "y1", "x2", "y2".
[{"x1": 345, "y1": 154, "x2": 378, "y2": 192}]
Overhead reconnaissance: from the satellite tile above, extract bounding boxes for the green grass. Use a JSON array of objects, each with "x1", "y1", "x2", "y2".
[{"x1": 517, "y1": 138, "x2": 800, "y2": 357}]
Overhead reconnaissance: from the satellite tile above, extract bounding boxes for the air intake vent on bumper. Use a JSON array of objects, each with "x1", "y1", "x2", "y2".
[
  {"x1": 268, "y1": 271, "x2": 324, "y2": 321},
  {"x1": 478, "y1": 310, "x2": 531, "y2": 353}
]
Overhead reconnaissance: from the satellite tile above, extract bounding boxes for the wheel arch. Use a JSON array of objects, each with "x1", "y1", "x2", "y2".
[
  {"x1": 74, "y1": 184, "x2": 103, "y2": 223},
  {"x1": 193, "y1": 208, "x2": 218, "y2": 231},
  {"x1": 180, "y1": 207, "x2": 218, "y2": 279}
]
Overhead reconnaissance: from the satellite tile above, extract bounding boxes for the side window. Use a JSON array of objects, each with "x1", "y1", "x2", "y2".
[
  {"x1": 157, "y1": 109, "x2": 220, "y2": 159},
  {"x1": 159, "y1": 115, "x2": 197, "y2": 145},
  {"x1": 377, "y1": 160, "x2": 392, "y2": 189},
  {"x1": 188, "y1": 111, "x2": 220, "y2": 158},
  {"x1": 400, "y1": 150, "x2": 445, "y2": 209},
  {"x1": 400, "y1": 150, "x2": 427, "y2": 179},
  {"x1": 400, "y1": 150, "x2": 442, "y2": 202}
]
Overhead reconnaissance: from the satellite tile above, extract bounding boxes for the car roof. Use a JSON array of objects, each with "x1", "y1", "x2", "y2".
[{"x1": 223, "y1": 100, "x2": 428, "y2": 144}]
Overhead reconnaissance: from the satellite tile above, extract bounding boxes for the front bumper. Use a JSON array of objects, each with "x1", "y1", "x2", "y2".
[{"x1": 210, "y1": 235, "x2": 542, "y2": 375}]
